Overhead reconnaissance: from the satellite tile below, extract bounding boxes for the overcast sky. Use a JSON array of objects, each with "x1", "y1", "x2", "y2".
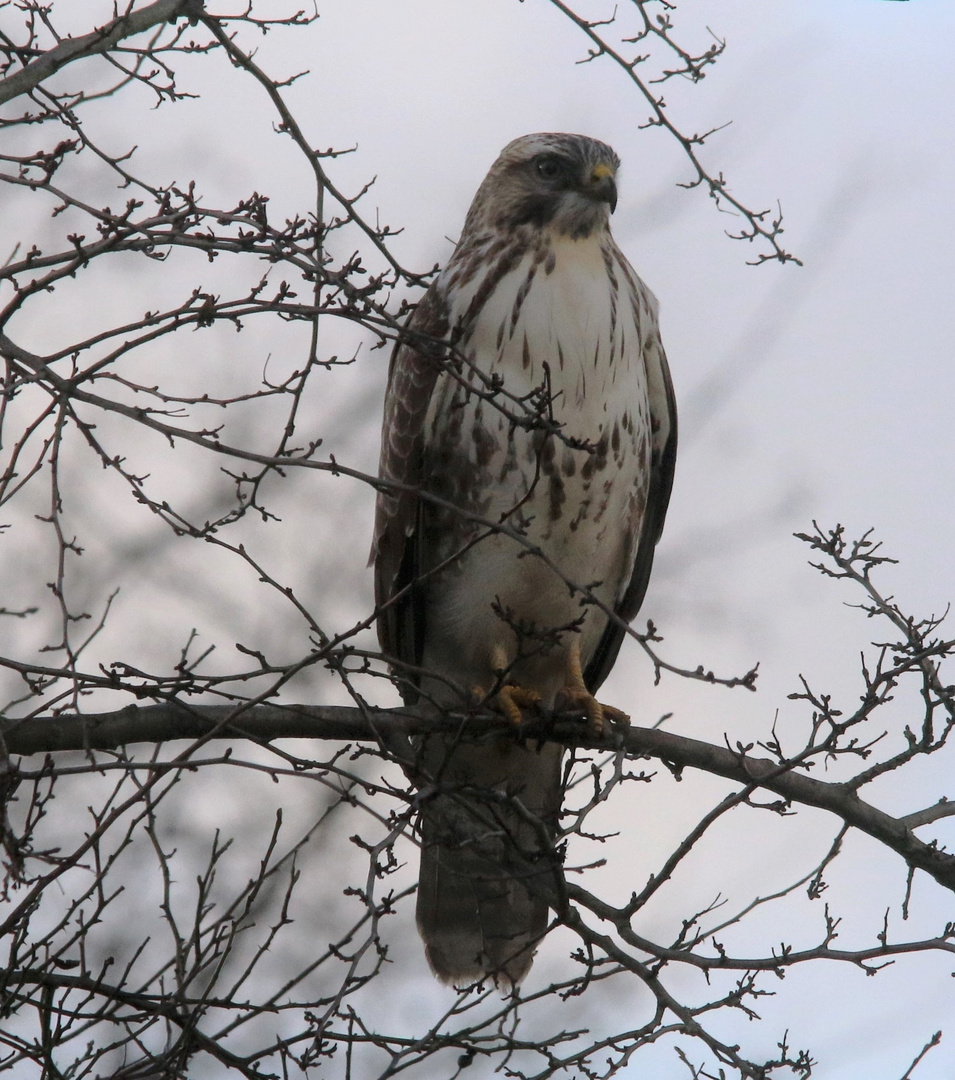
[
  {"x1": 4, "y1": 2, "x2": 955, "y2": 1076},
  {"x1": 282, "y1": 0, "x2": 955, "y2": 701},
  {"x1": 274, "y1": 4, "x2": 955, "y2": 1073}
]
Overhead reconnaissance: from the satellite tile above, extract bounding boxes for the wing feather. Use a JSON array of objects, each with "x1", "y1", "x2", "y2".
[
  {"x1": 584, "y1": 324, "x2": 677, "y2": 692},
  {"x1": 372, "y1": 287, "x2": 449, "y2": 684}
]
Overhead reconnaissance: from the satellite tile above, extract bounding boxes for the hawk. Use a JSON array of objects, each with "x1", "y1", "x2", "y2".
[{"x1": 372, "y1": 133, "x2": 677, "y2": 987}]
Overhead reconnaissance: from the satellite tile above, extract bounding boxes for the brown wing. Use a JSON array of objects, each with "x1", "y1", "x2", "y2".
[
  {"x1": 372, "y1": 286, "x2": 450, "y2": 689},
  {"x1": 583, "y1": 325, "x2": 677, "y2": 692}
]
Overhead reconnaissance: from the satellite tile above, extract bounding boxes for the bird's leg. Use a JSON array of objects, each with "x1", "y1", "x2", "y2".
[
  {"x1": 491, "y1": 643, "x2": 543, "y2": 725},
  {"x1": 557, "y1": 638, "x2": 630, "y2": 737},
  {"x1": 471, "y1": 644, "x2": 541, "y2": 725}
]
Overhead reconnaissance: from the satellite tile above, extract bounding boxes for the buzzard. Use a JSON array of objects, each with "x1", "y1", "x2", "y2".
[{"x1": 372, "y1": 133, "x2": 677, "y2": 987}]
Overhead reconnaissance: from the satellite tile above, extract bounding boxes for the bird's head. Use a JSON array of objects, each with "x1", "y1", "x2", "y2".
[{"x1": 463, "y1": 132, "x2": 621, "y2": 241}]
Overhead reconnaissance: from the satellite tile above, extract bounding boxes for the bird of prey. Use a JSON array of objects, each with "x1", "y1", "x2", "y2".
[{"x1": 372, "y1": 133, "x2": 677, "y2": 987}]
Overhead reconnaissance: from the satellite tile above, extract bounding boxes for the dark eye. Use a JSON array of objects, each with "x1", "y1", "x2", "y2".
[{"x1": 534, "y1": 155, "x2": 565, "y2": 182}]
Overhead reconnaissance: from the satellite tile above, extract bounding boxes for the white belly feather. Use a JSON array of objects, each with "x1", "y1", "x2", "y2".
[{"x1": 420, "y1": 232, "x2": 654, "y2": 704}]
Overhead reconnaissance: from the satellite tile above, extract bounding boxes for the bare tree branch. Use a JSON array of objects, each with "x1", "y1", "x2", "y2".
[
  {"x1": 0, "y1": 4, "x2": 949, "y2": 1077},
  {"x1": 0, "y1": 0, "x2": 201, "y2": 106},
  {"x1": 4, "y1": 699, "x2": 954, "y2": 894}
]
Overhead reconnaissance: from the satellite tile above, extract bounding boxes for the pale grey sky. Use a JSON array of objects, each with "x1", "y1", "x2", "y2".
[
  {"x1": 293, "y1": 5, "x2": 955, "y2": 1073},
  {"x1": 3, "y1": 2, "x2": 953, "y2": 1076}
]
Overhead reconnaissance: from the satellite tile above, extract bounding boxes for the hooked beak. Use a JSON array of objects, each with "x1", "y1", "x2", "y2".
[{"x1": 586, "y1": 162, "x2": 618, "y2": 213}]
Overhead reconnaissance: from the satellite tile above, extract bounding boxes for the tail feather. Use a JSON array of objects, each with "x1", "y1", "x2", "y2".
[{"x1": 415, "y1": 735, "x2": 564, "y2": 987}]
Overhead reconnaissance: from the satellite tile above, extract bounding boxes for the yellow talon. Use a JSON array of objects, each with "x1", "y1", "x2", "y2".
[
  {"x1": 497, "y1": 684, "x2": 542, "y2": 725},
  {"x1": 470, "y1": 644, "x2": 544, "y2": 724},
  {"x1": 557, "y1": 638, "x2": 630, "y2": 737},
  {"x1": 472, "y1": 682, "x2": 542, "y2": 724}
]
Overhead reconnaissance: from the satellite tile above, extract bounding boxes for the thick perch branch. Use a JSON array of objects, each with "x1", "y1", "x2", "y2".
[{"x1": 3, "y1": 701, "x2": 954, "y2": 892}]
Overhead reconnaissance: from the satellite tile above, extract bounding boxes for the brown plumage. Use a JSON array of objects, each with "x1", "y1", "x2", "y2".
[{"x1": 372, "y1": 133, "x2": 677, "y2": 987}]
